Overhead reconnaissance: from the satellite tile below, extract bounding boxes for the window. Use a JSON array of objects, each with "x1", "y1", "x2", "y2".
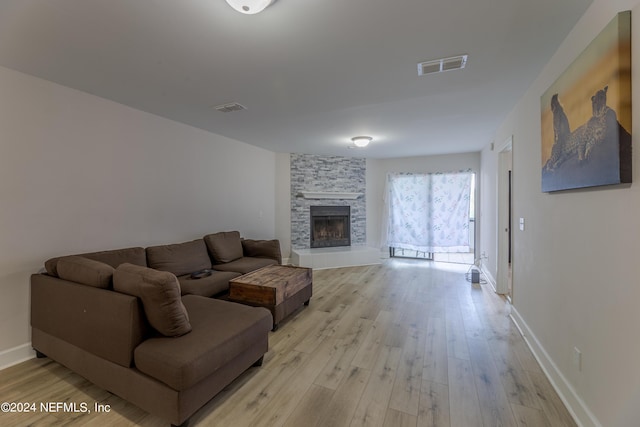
[{"x1": 386, "y1": 171, "x2": 473, "y2": 253}]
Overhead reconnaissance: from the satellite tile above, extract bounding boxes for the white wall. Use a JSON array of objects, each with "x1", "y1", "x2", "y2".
[
  {"x1": 479, "y1": 143, "x2": 498, "y2": 281},
  {"x1": 366, "y1": 153, "x2": 481, "y2": 250},
  {"x1": 479, "y1": 138, "x2": 512, "y2": 285},
  {"x1": 366, "y1": 158, "x2": 383, "y2": 249},
  {"x1": 0, "y1": 65, "x2": 276, "y2": 367},
  {"x1": 480, "y1": 1, "x2": 640, "y2": 425},
  {"x1": 274, "y1": 152, "x2": 291, "y2": 260}
]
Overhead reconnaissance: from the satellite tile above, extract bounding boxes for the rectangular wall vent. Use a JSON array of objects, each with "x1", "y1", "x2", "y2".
[
  {"x1": 418, "y1": 55, "x2": 468, "y2": 76},
  {"x1": 213, "y1": 102, "x2": 247, "y2": 113}
]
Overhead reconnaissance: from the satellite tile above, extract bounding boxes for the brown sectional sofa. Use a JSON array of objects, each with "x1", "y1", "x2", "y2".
[{"x1": 31, "y1": 231, "x2": 282, "y2": 427}]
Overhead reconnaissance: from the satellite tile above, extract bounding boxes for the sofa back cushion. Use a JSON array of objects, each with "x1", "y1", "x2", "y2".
[
  {"x1": 114, "y1": 264, "x2": 192, "y2": 337},
  {"x1": 241, "y1": 239, "x2": 282, "y2": 264},
  {"x1": 204, "y1": 231, "x2": 243, "y2": 264},
  {"x1": 146, "y1": 239, "x2": 211, "y2": 277},
  {"x1": 45, "y1": 247, "x2": 147, "y2": 277},
  {"x1": 57, "y1": 256, "x2": 115, "y2": 288}
]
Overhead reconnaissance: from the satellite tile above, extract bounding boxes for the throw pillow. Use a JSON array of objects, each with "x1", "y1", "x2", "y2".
[
  {"x1": 203, "y1": 231, "x2": 244, "y2": 264},
  {"x1": 57, "y1": 256, "x2": 115, "y2": 289},
  {"x1": 113, "y1": 263, "x2": 192, "y2": 337}
]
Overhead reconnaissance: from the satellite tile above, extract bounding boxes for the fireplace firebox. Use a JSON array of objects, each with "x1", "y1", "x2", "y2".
[{"x1": 310, "y1": 206, "x2": 350, "y2": 248}]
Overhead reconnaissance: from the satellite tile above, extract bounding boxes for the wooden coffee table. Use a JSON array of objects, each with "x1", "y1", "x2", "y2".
[{"x1": 229, "y1": 265, "x2": 312, "y2": 331}]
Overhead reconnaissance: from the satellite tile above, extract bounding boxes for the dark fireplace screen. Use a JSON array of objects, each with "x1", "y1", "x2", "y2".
[{"x1": 310, "y1": 205, "x2": 351, "y2": 248}]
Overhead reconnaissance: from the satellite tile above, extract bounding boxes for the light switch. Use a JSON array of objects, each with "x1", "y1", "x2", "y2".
[{"x1": 519, "y1": 218, "x2": 525, "y2": 231}]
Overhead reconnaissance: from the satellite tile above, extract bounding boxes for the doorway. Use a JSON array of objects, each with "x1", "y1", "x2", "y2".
[{"x1": 496, "y1": 137, "x2": 513, "y2": 299}]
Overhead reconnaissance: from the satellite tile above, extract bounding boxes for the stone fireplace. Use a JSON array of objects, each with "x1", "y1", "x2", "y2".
[
  {"x1": 290, "y1": 154, "x2": 366, "y2": 250},
  {"x1": 310, "y1": 206, "x2": 350, "y2": 248},
  {"x1": 289, "y1": 154, "x2": 380, "y2": 268}
]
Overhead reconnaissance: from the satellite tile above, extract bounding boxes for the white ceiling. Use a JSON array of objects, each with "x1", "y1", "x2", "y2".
[{"x1": 0, "y1": 0, "x2": 593, "y2": 158}]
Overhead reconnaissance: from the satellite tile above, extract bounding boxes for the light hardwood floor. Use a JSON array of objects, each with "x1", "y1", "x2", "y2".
[{"x1": 0, "y1": 259, "x2": 576, "y2": 427}]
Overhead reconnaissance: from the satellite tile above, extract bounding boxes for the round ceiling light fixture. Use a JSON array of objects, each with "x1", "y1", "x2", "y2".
[
  {"x1": 351, "y1": 136, "x2": 372, "y2": 148},
  {"x1": 224, "y1": 0, "x2": 274, "y2": 14}
]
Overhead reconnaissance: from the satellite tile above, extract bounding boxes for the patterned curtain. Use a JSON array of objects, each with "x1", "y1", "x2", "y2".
[{"x1": 386, "y1": 171, "x2": 472, "y2": 253}]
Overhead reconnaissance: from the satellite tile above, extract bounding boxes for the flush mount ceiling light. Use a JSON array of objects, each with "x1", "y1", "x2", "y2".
[
  {"x1": 351, "y1": 136, "x2": 372, "y2": 148},
  {"x1": 224, "y1": 0, "x2": 274, "y2": 14}
]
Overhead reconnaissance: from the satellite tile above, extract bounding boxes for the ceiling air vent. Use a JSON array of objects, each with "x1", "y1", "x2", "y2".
[
  {"x1": 213, "y1": 102, "x2": 247, "y2": 113},
  {"x1": 418, "y1": 55, "x2": 468, "y2": 76}
]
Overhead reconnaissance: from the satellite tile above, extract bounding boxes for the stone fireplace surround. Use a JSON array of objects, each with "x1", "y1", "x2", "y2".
[
  {"x1": 290, "y1": 154, "x2": 366, "y2": 249},
  {"x1": 289, "y1": 154, "x2": 379, "y2": 268}
]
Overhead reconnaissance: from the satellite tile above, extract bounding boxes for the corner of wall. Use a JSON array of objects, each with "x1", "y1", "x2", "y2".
[
  {"x1": 275, "y1": 153, "x2": 292, "y2": 258},
  {"x1": 0, "y1": 344, "x2": 35, "y2": 371},
  {"x1": 480, "y1": 263, "x2": 496, "y2": 292}
]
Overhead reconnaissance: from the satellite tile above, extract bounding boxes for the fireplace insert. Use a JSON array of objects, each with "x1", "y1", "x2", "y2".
[{"x1": 310, "y1": 205, "x2": 350, "y2": 248}]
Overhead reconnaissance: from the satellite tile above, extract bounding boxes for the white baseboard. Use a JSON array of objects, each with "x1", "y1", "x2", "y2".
[
  {"x1": 0, "y1": 343, "x2": 35, "y2": 371},
  {"x1": 510, "y1": 308, "x2": 601, "y2": 427},
  {"x1": 481, "y1": 264, "x2": 497, "y2": 292}
]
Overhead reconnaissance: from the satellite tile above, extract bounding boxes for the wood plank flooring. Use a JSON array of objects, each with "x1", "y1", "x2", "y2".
[{"x1": 0, "y1": 259, "x2": 577, "y2": 427}]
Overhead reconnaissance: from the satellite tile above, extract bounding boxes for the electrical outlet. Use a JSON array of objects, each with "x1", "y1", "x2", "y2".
[{"x1": 573, "y1": 347, "x2": 582, "y2": 371}]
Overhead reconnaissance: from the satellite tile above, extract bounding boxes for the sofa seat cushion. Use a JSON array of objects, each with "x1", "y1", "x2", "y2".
[
  {"x1": 114, "y1": 264, "x2": 192, "y2": 337},
  {"x1": 146, "y1": 239, "x2": 211, "y2": 277},
  {"x1": 177, "y1": 271, "x2": 241, "y2": 297},
  {"x1": 134, "y1": 295, "x2": 272, "y2": 391},
  {"x1": 45, "y1": 247, "x2": 147, "y2": 277},
  {"x1": 212, "y1": 257, "x2": 278, "y2": 274},
  {"x1": 204, "y1": 231, "x2": 244, "y2": 264},
  {"x1": 56, "y1": 256, "x2": 115, "y2": 288}
]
